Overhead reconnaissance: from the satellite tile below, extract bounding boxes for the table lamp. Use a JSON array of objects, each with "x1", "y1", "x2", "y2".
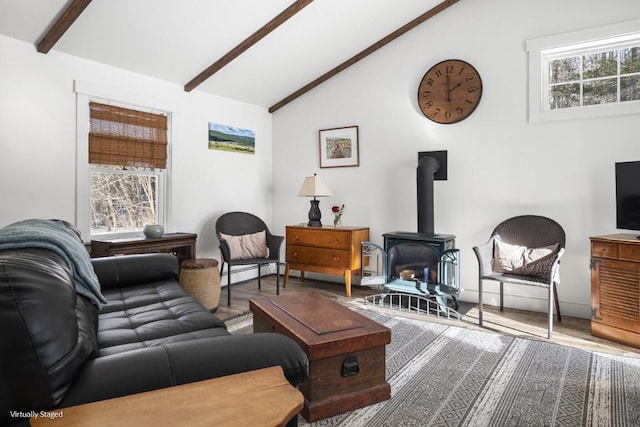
[{"x1": 297, "y1": 173, "x2": 333, "y2": 226}]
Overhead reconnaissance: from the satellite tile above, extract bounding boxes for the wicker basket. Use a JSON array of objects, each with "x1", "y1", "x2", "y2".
[{"x1": 179, "y1": 258, "x2": 221, "y2": 311}]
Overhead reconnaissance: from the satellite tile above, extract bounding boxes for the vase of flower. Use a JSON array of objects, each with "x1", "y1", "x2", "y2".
[{"x1": 331, "y1": 204, "x2": 345, "y2": 227}]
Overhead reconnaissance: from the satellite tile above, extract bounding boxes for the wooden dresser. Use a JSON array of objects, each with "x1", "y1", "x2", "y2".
[
  {"x1": 284, "y1": 225, "x2": 369, "y2": 297},
  {"x1": 590, "y1": 234, "x2": 640, "y2": 349}
]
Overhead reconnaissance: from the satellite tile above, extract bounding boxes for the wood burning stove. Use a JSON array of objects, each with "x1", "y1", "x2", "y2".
[
  {"x1": 362, "y1": 233, "x2": 461, "y2": 317},
  {"x1": 383, "y1": 152, "x2": 458, "y2": 285},
  {"x1": 363, "y1": 152, "x2": 461, "y2": 317},
  {"x1": 384, "y1": 232, "x2": 455, "y2": 280}
]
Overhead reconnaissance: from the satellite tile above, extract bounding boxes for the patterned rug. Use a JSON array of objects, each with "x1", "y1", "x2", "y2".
[{"x1": 225, "y1": 308, "x2": 640, "y2": 426}]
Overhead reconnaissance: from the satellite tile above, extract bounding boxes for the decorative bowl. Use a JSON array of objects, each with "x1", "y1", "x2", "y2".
[{"x1": 143, "y1": 224, "x2": 164, "y2": 238}]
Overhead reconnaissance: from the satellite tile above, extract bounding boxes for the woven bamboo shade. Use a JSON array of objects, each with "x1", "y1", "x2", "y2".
[{"x1": 89, "y1": 102, "x2": 168, "y2": 169}]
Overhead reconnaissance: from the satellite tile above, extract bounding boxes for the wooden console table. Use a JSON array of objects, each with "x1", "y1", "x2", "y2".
[
  {"x1": 31, "y1": 366, "x2": 303, "y2": 427},
  {"x1": 284, "y1": 225, "x2": 369, "y2": 297},
  {"x1": 91, "y1": 233, "x2": 196, "y2": 264},
  {"x1": 590, "y1": 234, "x2": 640, "y2": 349}
]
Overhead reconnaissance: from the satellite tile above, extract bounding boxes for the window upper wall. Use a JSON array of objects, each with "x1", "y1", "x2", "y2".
[{"x1": 527, "y1": 19, "x2": 640, "y2": 122}]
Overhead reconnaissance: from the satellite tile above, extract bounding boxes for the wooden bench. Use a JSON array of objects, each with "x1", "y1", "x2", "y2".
[{"x1": 31, "y1": 366, "x2": 303, "y2": 427}]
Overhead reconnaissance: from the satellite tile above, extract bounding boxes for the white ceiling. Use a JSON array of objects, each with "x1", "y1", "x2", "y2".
[{"x1": 0, "y1": 0, "x2": 447, "y2": 109}]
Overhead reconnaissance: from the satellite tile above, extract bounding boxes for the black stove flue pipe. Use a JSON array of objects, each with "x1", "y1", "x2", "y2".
[{"x1": 417, "y1": 156, "x2": 440, "y2": 234}]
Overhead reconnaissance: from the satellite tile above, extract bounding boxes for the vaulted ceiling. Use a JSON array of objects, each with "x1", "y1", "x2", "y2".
[{"x1": 0, "y1": 0, "x2": 459, "y2": 111}]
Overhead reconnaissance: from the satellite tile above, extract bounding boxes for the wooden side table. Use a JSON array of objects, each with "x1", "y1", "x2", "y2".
[
  {"x1": 284, "y1": 225, "x2": 369, "y2": 297},
  {"x1": 31, "y1": 366, "x2": 303, "y2": 427},
  {"x1": 90, "y1": 233, "x2": 196, "y2": 264}
]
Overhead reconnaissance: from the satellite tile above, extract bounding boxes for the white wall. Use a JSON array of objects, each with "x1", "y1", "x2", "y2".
[
  {"x1": 2, "y1": 1, "x2": 640, "y2": 316},
  {"x1": 272, "y1": 0, "x2": 640, "y2": 318},
  {"x1": 0, "y1": 34, "x2": 273, "y2": 260}
]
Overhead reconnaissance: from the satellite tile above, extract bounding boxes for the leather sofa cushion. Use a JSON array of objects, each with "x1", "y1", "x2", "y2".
[
  {"x1": 92, "y1": 253, "x2": 180, "y2": 291},
  {"x1": 0, "y1": 248, "x2": 99, "y2": 416},
  {"x1": 98, "y1": 281, "x2": 228, "y2": 356}
]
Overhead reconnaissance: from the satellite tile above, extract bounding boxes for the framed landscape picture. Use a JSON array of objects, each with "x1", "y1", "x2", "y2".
[
  {"x1": 208, "y1": 122, "x2": 255, "y2": 155},
  {"x1": 318, "y1": 125, "x2": 359, "y2": 168}
]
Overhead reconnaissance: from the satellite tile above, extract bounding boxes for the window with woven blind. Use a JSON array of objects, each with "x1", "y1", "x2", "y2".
[
  {"x1": 89, "y1": 102, "x2": 168, "y2": 169},
  {"x1": 86, "y1": 101, "x2": 169, "y2": 237}
]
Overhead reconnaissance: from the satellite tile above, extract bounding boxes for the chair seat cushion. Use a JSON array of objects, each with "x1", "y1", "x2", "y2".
[
  {"x1": 220, "y1": 230, "x2": 269, "y2": 259},
  {"x1": 98, "y1": 281, "x2": 228, "y2": 356},
  {"x1": 227, "y1": 256, "x2": 278, "y2": 266},
  {"x1": 482, "y1": 272, "x2": 551, "y2": 287},
  {"x1": 493, "y1": 240, "x2": 559, "y2": 278}
]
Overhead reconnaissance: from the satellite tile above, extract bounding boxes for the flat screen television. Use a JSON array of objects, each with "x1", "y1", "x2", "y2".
[{"x1": 616, "y1": 161, "x2": 640, "y2": 231}]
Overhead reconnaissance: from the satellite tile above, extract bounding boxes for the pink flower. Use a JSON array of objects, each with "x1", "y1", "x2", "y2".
[{"x1": 331, "y1": 204, "x2": 345, "y2": 227}]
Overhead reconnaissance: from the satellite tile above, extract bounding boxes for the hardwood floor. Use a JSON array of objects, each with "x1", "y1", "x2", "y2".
[{"x1": 212, "y1": 273, "x2": 640, "y2": 359}]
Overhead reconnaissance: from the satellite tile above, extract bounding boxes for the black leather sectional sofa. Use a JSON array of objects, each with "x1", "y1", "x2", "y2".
[{"x1": 0, "y1": 234, "x2": 308, "y2": 426}]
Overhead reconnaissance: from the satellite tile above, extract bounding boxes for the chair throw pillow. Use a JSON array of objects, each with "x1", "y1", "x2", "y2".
[
  {"x1": 493, "y1": 240, "x2": 560, "y2": 278},
  {"x1": 220, "y1": 230, "x2": 269, "y2": 260}
]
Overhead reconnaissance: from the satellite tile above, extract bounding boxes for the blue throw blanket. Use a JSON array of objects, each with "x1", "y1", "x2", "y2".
[{"x1": 0, "y1": 219, "x2": 107, "y2": 308}]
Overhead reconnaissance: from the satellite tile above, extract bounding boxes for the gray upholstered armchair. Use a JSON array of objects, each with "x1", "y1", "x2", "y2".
[
  {"x1": 473, "y1": 215, "x2": 565, "y2": 339},
  {"x1": 215, "y1": 212, "x2": 283, "y2": 306}
]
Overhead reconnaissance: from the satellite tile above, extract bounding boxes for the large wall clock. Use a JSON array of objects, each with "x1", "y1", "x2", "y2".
[{"x1": 417, "y1": 59, "x2": 483, "y2": 124}]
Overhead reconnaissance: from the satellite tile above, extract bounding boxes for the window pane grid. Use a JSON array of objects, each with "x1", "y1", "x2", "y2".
[
  {"x1": 90, "y1": 166, "x2": 162, "y2": 235},
  {"x1": 545, "y1": 42, "x2": 640, "y2": 110}
]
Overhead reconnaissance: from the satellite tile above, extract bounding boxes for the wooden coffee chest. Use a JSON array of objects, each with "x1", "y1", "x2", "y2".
[{"x1": 250, "y1": 292, "x2": 391, "y2": 422}]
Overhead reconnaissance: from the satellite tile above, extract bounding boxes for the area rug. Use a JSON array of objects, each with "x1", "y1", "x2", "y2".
[{"x1": 226, "y1": 308, "x2": 640, "y2": 426}]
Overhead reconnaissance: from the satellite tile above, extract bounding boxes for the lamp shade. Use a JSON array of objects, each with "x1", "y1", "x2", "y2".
[{"x1": 297, "y1": 174, "x2": 333, "y2": 198}]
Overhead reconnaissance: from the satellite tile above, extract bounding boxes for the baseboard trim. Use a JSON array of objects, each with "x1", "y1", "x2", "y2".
[
  {"x1": 462, "y1": 289, "x2": 591, "y2": 319},
  {"x1": 220, "y1": 264, "x2": 277, "y2": 287}
]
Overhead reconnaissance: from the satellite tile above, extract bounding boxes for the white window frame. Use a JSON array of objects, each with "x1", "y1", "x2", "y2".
[
  {"x1": 74, "y1": 81, "x2": 173, "y2": 241},
  {"x1": 527, "y1": 18, "x2": 640, "y2": 123}
]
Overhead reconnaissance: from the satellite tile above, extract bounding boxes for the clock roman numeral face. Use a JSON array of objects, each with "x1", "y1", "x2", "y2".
[{"x1": 417, "y1": 59, "x2": 483, "y2": 124}]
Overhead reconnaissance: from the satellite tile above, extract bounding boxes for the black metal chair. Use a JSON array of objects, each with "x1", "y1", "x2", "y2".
[
  {"x1": 473, "y1": 215, "x2": 565, "y2": 339},
  {"x1": 215, "y1": 212, "x2": 283, "y2": 306}
]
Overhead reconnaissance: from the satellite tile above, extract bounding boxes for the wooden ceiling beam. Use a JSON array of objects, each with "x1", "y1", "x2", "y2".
[
  {"x1": 37, "y1": 0, "x2": 92, "y2": 54},
  {"x1": 185, "y1": 0, "x2": 314, "y2": 93},
  {"x1": 269, "y1": 0, "x2": 460, "y2": 113}
]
